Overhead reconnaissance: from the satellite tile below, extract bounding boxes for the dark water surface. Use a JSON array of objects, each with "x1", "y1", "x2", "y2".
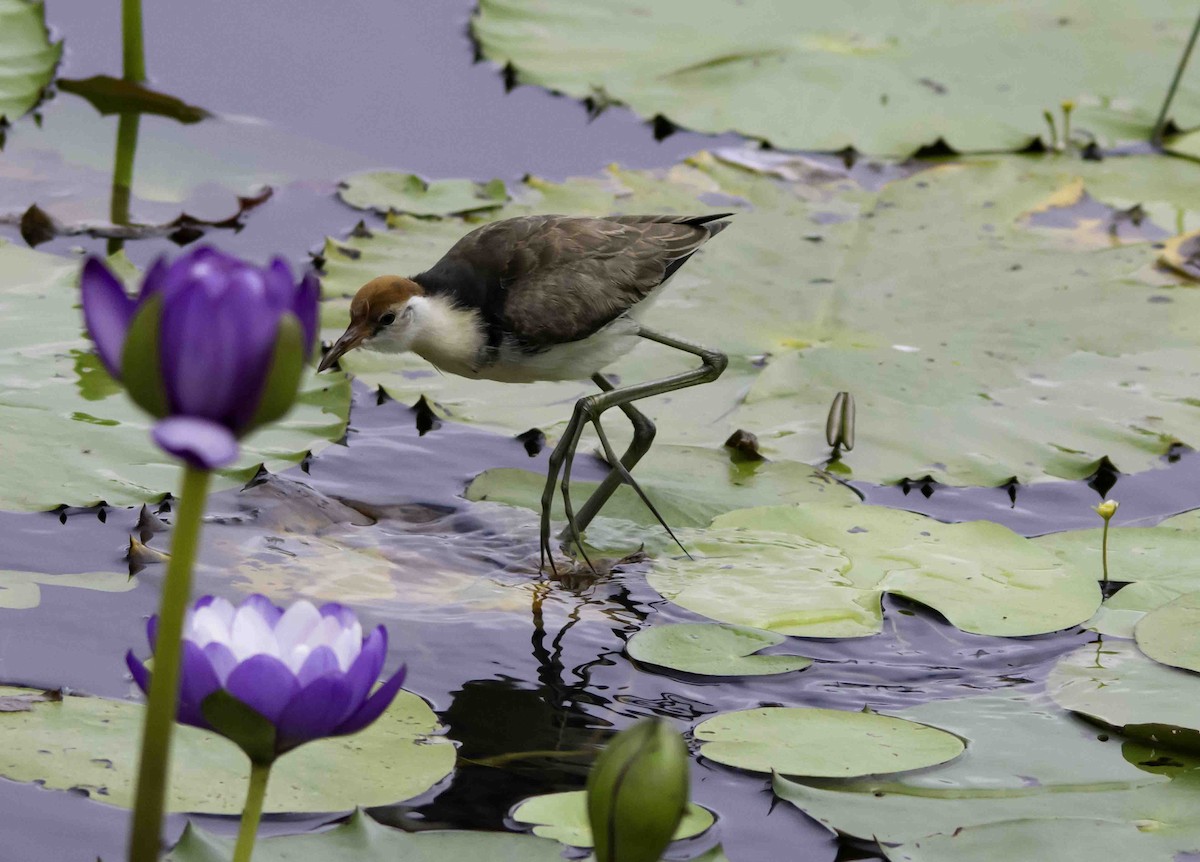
[{"x1": 1, "y1": 1, "x2": 1199, "y2": 860}]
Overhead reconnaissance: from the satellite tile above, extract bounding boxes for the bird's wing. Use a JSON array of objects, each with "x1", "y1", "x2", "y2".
[{"x1": 476, "y1": 214, "x2": 729, "y2": 346}]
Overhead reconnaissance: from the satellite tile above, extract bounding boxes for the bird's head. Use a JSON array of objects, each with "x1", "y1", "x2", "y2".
[{"x1": 318, "y1": 276, "x2": 425, "y2": 372}]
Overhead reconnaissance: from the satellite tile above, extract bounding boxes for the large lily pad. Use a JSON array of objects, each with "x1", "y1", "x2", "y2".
[
  {"x1": 0, "y1": 569, "x2": 135, "y2": 609},
  {"x1": 1135, "y1": 591, "x2": 1200, "y2": 673},
  {"x1": 0, "y1": 0, "x2": 60, "y2": 124},
  {"x1": 167, "y1": 809, "x2": 565, "y2": 862},
  {"x1": 472, "y1": 0, "x2": 1200, "y2": 154},
  {"x1": 695, "y1": 706, "x2": 964, "y2": 778},
  {"x1": 509, "y1": 789, "x2": 713, "y2": 847},
  {"x1": 773, "y1": 693, "x2": 1200, "y2": 861},
  {"x1": 1047, "y1": 639, "x2": 1200, "y2": 752},
  {"x1": 0, "y1": 685, "x2": 455, "y2": 813},
  {"x1": 647, "y1": 503, "x2": 1100, "y2": 638},
  {"x1": 1036, "y1": 509, "x2": 1200, "y2": 613},
  {"x1": 0, "y1": 242, "x2": 351, "y2": 509},
  {"x1": 339, "y1": 173, "x2": 508, "y2": 217},
  {"x1": 625, "y1": 622, "x2": 812, "y2": 676},
  {"x1": 320, "y1": 152, "x2": 1200, "y2": 486}
]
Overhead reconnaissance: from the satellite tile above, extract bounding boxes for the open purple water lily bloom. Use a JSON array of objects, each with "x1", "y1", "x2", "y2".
[
  {"x1": 127, "y1": 595, "x2": 406, "y2": 762},
  {"x1": 80, "y1": 247, "x2": 319, "y2": 470}
]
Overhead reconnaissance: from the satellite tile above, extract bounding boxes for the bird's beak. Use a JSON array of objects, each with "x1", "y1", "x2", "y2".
[{"x1": 317, "y1": 323, "x2": 370, "y2": 372}]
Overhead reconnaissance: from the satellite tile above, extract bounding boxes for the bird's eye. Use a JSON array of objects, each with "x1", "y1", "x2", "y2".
[{"x1": 378, "y1": 312, "x2": 397, "y2": 326}]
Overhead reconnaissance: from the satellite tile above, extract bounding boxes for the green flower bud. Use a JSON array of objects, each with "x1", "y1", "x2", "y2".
[
  {"x1": 1095, "y1": 499, "x2": 1119, "y2": 521},
  {"x1": 587, "y1": 718, "x2": 689, "y2": 862}
]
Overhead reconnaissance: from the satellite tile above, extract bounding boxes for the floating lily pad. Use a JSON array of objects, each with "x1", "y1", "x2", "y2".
[
  {"x1": 167, "y1": 809, "x2": 565, "y2": 862},
  {"x1": 339, "y1": 173, "x2": 508, "y2": 217},
  {"x1": 0, "y1": 569, "x2": 135, "y2": 609},
  {"x1": 319, "y1": 152, "x2": 1200, "y2": 486},
  {"x1": 465, "y1": 444, "x2": 855, "y2": 530},
  {"x1": 0, "y1": 242, "x2": 351, "y2": 509},
  {"x1": 0, "y1": 0, "x2": 61, "y2": 124},
  {"x1": 1036, "y1": 509, "x2": 1200, "y2": 614},
  {"x1": 625, "y1": 622, "x2": 812, "y2": 676},
  {"x1": 473, "y1": 0, "x2": 1200, "y2": 154},
  {"x1": 1136, "y1": 591, "x2": 1200, "y2": 673},
  {"x1": 695, "y1": 706, "x2": 964, "y2": 778},
  {"x1": 648, "y1": 503, "x2": 1099, "y2": 638},
  {"x1": 772, "y1": 693, "x2": 1198, "y2": 861},
  {"x1": 1048, "y1": 639, "x2": 1200, "y2": 753},
  {"x1": 510, "y1": 789, "x2": 713, "y2": 847},
  {"x1": 0, "y1": 685, "x2": 454, "y2": 813}
]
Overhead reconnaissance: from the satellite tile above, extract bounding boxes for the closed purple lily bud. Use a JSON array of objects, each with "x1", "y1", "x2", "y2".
[
  {"x1": 126, "y1": 595, "x2": 406, "y2": 763},
  {"x1": 79, "y1": 247, "x2": 319, "y2": 470}
]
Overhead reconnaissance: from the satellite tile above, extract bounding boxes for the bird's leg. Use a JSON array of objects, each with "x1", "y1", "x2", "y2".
[
  {"x1": 551, "y1": 327, "x2": 727, "y2": 557},
  {"x1": 540, "y1": 395, "x2": 595, "y2": 574},
  {"x1": 570, "y1": 373, "x2": 657, "y2": 534}
]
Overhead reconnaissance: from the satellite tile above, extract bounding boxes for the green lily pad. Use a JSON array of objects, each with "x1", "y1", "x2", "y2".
[
  {"x1": 0, "y1": 0, "x2": 60, "y2": 124},
  {"x1": 1048, "y1": 639, "x2": 1200, "y2": 752},
  {"x1": 772, "y1": 692, "x2": 1200, "y2": 861},
  {"x1": 1036, "y1": 510, "x2": 1200, "y2": 614},
  {"x1": 0, "y1": 685, "x2": 455, "y2": 813},
  {"x1": 167, "y1": 809, "x2": 565, "y2": 862},
  {"x1": 1136, "y1": 590, "x2": 1200, "y2": 673},
  {"x1": 648, "y1": 503, "x2": 1100, "y2": 638},
  {"x1": 0, "y1": 569, "x2": 135, "y2": 609},
  {"x1": 319, "y1": 152, "x2": 1200, "y2": 486},
  {"x1": 339, "y1": 173, "x2": 508, "y2": 217},
  {"x1": 509, "y1": 789, "x2": 713, "y2": 847},
  {"x1": 0, "y1": 242, "x2": 351, "y2": 509},
  {"x1": 473, "y1": 0, "x2": 1199, "y2": 154},
  {"x1": 625, "y1": 622, "x2": 812, "y2": 676},
  {"x1": 464, "y1": 443, "x2": 856, "y2": 530},
  {"x1": 695, "y1": 706, "x2": 964, "y2": 778}
]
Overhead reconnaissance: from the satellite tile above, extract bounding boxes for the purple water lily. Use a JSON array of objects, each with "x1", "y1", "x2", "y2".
[
  {"x1": 80, "y1": 246, "x2": 319, "y2": 470},
  {"x1": 127, "y1": 595, "x2": 406, "y2": 759}
]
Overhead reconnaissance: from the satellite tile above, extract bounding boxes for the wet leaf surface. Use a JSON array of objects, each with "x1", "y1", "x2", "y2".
[
  {"x1": 0, "y1": 0, "x2": 60, "y2": 125},
  {"x1": 625, "y1": 622, "x2": 812, "y2": 677},
  {"x1": 1135, "y1": 591, "x2": 1200, "y2": 673},
  {"x1": 339, "y1": 173, "x2": 508, "y2": 217},
  {"x1": 509, "y1": 789, "x2": 713, "y2": 847}
]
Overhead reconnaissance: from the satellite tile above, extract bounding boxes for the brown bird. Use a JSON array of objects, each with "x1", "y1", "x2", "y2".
[{"x1": 319, "y1": 213, "x2": 731, "y2": 571}]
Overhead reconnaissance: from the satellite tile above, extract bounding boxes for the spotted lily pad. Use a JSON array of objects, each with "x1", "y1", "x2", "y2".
[
  {"x1": 0, "y1": 0, "x2": 60, "y2": 124},
  {"x1": 695, "y1": 707, "x2": 964, "y2": 778},
  {"x1": 510, "y1": 789, "x2": 713, "y2": 847},
  {"x1": 1048, "y1": 639, "x2": 1200, "y2": 752},
  {"x1": 0, "y1": 242, "x2": 351, "y2": 509},
  {"x1": 648, "y1": 503, "x2": 1100, "y2": 638},
  {"x1": 1135, "y1": 591, "x2": 1200, "y2": 673},
  {"x1": 0, "y1": 685, "x2": 454, "y2": 813},
  {"x1": 625, "y1": 622, "x2": 812, "y2": 676},
  {"x1": 167, "y1": 809, "x2": 565, "y2": 861},
  {"x1": 339, "y1": 173, "x2": 508, "y2": 217},
  {"x1": 319, "y1": 152, "x2": 1200, "y2": 486}
]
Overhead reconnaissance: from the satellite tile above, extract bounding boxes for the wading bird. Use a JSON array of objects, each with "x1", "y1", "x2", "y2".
[{"x1": 318, "y1": 213, "x2": 731, "y2": 571}]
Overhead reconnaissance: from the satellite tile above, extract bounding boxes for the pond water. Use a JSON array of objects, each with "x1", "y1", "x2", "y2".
[{"x1": 3, "y1": 1, "x2": 1200, "y2": 860}]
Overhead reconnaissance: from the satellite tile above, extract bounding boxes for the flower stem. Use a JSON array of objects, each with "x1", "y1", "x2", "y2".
[
  {"x1": 1152, "y1": 8, "x2": 1200, "y2": 146},
  {"x1": 1101, "y1": 517, "x2": 1111, "y2": 590},
  {"x1": 121, "y1": 0, "x2": 146, "y2": 83},
  {"x1": 107, "y1": 111, "x2": 141, "y2": 256},
  {"x1": 127, "y1": 466, "x2": 211, "y2": 862},
  {"x1": 232, "y1": 762, "x2": 273, "y2": 862}
]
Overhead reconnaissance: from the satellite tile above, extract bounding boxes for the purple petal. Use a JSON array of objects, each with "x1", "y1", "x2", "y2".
[
  {"x1": 342, "y1": 627, "x2": 387, "y2": 708},
  {"x1": 194, "y1": 596, "x2": 217, "y2": 610},
  {"x1": 240, "y1": 594, "x2": 284, "y2": 628},
  {"x1": 293, "y1": 271, "x2": 320, "y2": 360},
  {"x1": 177, "y1": 640, "x2": 222, "y2": 730},
  {"x1": 202, "y1": 641, "x2": 238, "y2": 683},
  {"x1": 274, "y1": 675, "x2": 356, "y2": 752},
  {"x1": 125, "y1": 651, "x2": 150, "y2": 696},
  {"x1": 80, "y1": 257, "x2": 135, "y2": 378},
  {"x1": 151, "y1": 417, "x2": 239, "y2": 469},
  {"x1": 146, "y1": 615, "x2": 159, "y2": 651},
  {"x1": 264, "y1": 258, "x2": 297, "y2": 308},
  {"x1": 137, "y1": 257, "x2": 170, "y2": 301},
  {"x1": 224, "y1": 654, "x2": 300, "y2": 723},
  {"x1": 333, "y1": 663, "x2": 406, "y2": 737},
  {"x1": 296, "y1": 645, "x2": 340, "y2": 686},
  {"x1": 317, "y1": 602, "x2": 357, "y2": 629}
]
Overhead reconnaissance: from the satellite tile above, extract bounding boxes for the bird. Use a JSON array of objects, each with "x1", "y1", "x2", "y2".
[{"x1": 318, "y1": 212, "x2": 731, "y2": 572}]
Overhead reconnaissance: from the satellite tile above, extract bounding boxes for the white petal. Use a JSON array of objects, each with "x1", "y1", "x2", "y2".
[
  {"x1": 329, "y1": 626, "x2": 362, "y2": 672},
  {"x1": 305, "y1": 616, "x2": 343, "y2": 651},
  {"x1": 188, "y1": 606, "x2": 232, "y2": 649},
  {"x1": 273, "y1": 601, "x2": 321, "y2": 655},
  {"x1": 287, "y1": 643, "x2": 312, "y2": 674},
  {"x1": 230, "y1": 604, "x2": 280, "y2": 661}
]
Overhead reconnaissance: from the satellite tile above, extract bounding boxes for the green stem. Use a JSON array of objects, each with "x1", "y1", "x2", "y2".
[
  {"x1": 127, "y1": 466, "x2": 212, "y2": 862},
  {"x1": 1101, "y1": 518, "x2": 1110, "y2": 589},
  {"x1": 122, "y1": 0, "x2": 146, "y2": 83},
  {"x1": 1152, "y1": 8, "x2": 1200, "y2": 146},
  {"x1": 107, "y1": 110, "x2": 141, "y2": 256},
  {"x1": 232, "y1": 762, "x2": 273, "y2": 862}
]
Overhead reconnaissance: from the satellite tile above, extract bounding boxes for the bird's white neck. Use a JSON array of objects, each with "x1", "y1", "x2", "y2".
[{"x1": 406, "y1": 294, "x2": 485, "y2": 375}]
